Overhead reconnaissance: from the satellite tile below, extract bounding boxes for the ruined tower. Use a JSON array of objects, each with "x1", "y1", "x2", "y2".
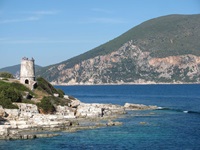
[{"x1": 20, "y1": 57, "x2": 37, "y2": 89}]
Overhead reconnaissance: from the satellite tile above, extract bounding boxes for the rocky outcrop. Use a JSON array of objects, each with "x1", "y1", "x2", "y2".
[
  {"x1": 0, "y1": 106, "x2": 7, "y2": 118},
  {"x1": 106, "y1": 120, "x2": 123, "y2": 126},
  {"x1": 124, "y1": 103, "x2": 158, "y2": 110},
  {"x1": 56, "y1": 105, "x2": 76, "y2": 118},
  {"x1": 0, "y1": 103, "x2": 73, "y2": 139},
  {"x1": 15, "y1": 103, "x2": 38, "y2": 117},
  {"x1": 46, "y1": 41, "x2": 200, "y2": 85},
  {"x1": 4, "y1": 109, "x2": 19, "y2": 119},
  {"x1": 75, "y1": 103, "x2": 126, "y2": 118},
  {"x1": 0, "y1": 100, "x2": 158, "y2": 140},
  {"x1": 69, "y1": 99, "x2": 81, "y2": 108}
]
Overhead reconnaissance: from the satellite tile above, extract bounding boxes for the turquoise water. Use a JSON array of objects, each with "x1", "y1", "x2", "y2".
[{"x1": 0, "y1": 84, "x2": 200, "y2": 150}]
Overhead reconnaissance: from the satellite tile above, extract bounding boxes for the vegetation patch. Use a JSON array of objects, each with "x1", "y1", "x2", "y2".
[
  {"x1": 0, "y1": 72, "x2": 14, "y2": 79},
  {"x1": 36, "y1": 77, "x2": 64, "y2": 98},
  {"x1": 37, "y1": 96, "x2": 56, "y2": 114},
  {"x1": 0, "y1": 81, "x2": 22, "y2": 109},
  {"x1": 0, "y1": 76, "x2": 68, "y2": 113}
]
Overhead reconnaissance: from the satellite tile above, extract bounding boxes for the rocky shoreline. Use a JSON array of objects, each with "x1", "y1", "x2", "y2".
[
  {"x1": 51, "y1": 82, "x2": 200, "y2": 86},
  {"x1": 0, "y1": 98, "x2": 158, "y2": 140}
]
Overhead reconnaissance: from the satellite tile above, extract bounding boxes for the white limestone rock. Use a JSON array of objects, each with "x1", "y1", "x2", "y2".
[
  {"x1": 106, "y1": 120, "x2": 123, "y2": 126},
  {"x1": 14, "y1": 103, "x2": 39, "y2": 114},
  {"x1": 76, "y1": 103, "x2": 103, "y2": 118},
  {"x1": 124, "y1": 103, "x2": 158, "y2": 110},
  {"x1": 100, "y1": 104, "x2": 126, "y2": 116},
  {"x1": 56, "y1": 105, "x2": 76, "y2": 118},
  {"x1": 76, "y1": 103, "x2": 126, "y2": 118},
  {"x1": 70, "y1": 99, "x2": 81, "y2": 108},
  {"x1": 0, "y1": 105, "x2": 7, "y2": 118},
  {"x1": 4, "y1": 109, "x2": 20, "y2": 119}
]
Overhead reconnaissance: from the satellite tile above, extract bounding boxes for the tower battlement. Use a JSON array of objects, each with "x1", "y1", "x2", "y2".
[{"x1": 20, "y1": 57, "x2": 37, "y2": 90}]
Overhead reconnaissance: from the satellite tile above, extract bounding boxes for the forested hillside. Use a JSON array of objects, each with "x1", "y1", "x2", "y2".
[{"x1": 34, "y1": 14, "x2": 200, "y2": 84}]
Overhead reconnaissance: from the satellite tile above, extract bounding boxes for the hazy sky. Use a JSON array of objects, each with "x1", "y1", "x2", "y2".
[{"x1": 0, "y1": 0, "x2": 200, "y2": 68}]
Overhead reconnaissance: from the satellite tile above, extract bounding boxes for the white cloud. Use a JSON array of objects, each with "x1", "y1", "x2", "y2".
[
  {"x1": 0, "y1": 10, "x2": 59, "y2": 24},
  {"x1": 0, "y1": 16, "x2": 40, "y2": 24}
]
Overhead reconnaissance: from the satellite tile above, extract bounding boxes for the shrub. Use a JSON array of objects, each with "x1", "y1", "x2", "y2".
[
  {"x1": 0, "y1": 87, "x2": 22, "y2": 102},
  {"x1": 11, "y1": 82, "x2": 34, "y2": 96},
  {"x1": 37, "y1": 96, "x2": 56, "y2": 114},
  {"x1": 36, "y1": 77, "x2": 58, "y2": 95},
  {"x1": 49, "y1": 96, "x2": 70, "y2": 106},
  {"x1": 36, "y1": 77, "x2": 65, "y2": 98},
  {"x1": 0, "y1": 72, "x2": 14, "y2": 79},
  {"x1": 0, "y1": 95, "x2": 18, "y2": 109},
  {"x1": 56, "y1": 89, "x2": 65, "y2": 98},
  {"x1": 11, "y1": 82, "x2": 29, "y2": 91}
]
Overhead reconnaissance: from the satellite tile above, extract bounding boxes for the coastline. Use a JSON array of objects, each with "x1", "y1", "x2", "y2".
[
  {"x1": 0, "y1": 101, "x2": 158, "y2": 140},
  {"x1": 52, "y1": 81, "x2": 200, "y2": 86},
  {"x1": 0, "y1": 117, "x2": 122, "y2": 140}
]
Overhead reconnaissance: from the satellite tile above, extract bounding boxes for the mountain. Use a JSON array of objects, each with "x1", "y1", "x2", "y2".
[
  {"x1": 0, "y1": 64, "x2": 42, "y2": 79},
  {"x1": 37, "y1": 14, "x2": 200, "y2": 84}
]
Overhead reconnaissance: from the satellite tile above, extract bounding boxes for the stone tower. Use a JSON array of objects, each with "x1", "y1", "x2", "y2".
[{"x1": 20, "y1": 57, "x2": 37, "y2": 89}]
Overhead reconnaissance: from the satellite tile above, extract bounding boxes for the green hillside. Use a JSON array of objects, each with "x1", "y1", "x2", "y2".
[
  {"x1": 37, "y1": 14, "x2": 200, "y2": 80},
  {"x1": 79, "y1": 14, "x2": 200, "y2": 59},
  {"x1": 71, "y1": 14, "x2": 199, "y2": 59}
]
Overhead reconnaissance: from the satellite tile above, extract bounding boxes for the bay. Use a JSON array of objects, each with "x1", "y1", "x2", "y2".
[{"x1": 0, "y1": 84, "x2": 200, "y2": 150}]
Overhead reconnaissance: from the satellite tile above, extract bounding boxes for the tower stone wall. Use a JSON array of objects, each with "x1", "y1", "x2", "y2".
[{"x1": 20, "y1": 57, "x2": 37, "y2": 89}]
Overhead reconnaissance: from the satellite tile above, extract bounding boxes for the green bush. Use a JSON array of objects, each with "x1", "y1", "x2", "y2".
[
  {"x1": 0, "y1": 82, "x2": 23, "y2": 103},
  {"x1": 56, "y1": 89, "x2": 65, "y2": 98},
  {"x1": 0, "y1": 95, "x2": 18, "y2": 109},
  {"x1": 49, "y1": 96, "x2": 70, "y2": 106},
  {"x1": 11, "y1": 82, "x2": 29, "y2": 91},
  {"x1": 0, "y1": 87, "x2": 22, "y2": 102},
  {"x1": 37, "y1": 96, "x2": 56, "y2": 114},
  {"x1": 0, "y1": 72, "x2": 14, "y2": 79},
  {"x1": 36, "y1": 77, "x2": 58, "y2": 95},
  {"x1": 11, "y1": 82, "x2": 34, "y2": 96},
  {"x1": 36, "y1": 77, "x2": 65, "y2": 98},
  {"x1": 0, "y1": 80, "x2": 27, "y2": 108}
]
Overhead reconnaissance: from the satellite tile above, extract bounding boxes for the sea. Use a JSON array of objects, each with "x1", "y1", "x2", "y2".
[{"x1": 0, "y1": 84, "x2": 200, "y2": 150}]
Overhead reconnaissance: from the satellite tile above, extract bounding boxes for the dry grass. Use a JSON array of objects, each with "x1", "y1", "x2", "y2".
[{"x1": 33, "y1": 89, "x2": 49, "y2": 101}]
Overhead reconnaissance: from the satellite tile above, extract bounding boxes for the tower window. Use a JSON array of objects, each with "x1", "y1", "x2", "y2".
[{"x1": 25, "y1": 79, "x2": 29, "y2": 84}]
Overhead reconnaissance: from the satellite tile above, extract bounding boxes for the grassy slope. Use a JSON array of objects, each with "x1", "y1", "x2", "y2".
[{"x1": 37, "y1": 14, "x2": 200, "y2": 77}]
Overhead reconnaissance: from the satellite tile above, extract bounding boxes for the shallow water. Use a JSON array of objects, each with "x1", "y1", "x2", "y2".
[{"x1": 1, "y1": 84, "x2": 200, "y2": 150}]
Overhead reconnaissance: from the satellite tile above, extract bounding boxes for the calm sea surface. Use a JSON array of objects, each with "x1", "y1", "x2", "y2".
[{"x1": 1, "y1": 84, "x2": 200, "y2": 150}]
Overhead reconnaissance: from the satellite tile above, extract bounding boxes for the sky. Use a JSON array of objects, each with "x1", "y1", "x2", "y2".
[{"x1": 0, "y1": 0, "x2": 200, "y2": 68}]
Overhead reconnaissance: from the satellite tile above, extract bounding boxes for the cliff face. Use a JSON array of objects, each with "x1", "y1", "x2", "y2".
[
  {"x1": 48, "y1": 41, "x2": 200, "y2": 85},
  {"x1": 36, "y1": 14, "x2": 200, "y2": 85}
]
